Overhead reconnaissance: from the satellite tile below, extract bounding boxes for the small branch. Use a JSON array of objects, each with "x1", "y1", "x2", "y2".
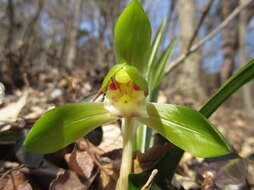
[
  {"x1": 0, "y1": 164, "x2": 25, "y2": 180},
  {"x1": 22, "y1": 0, "x2": 44, "y2": 44},
  {"x1": 166, "y1": 0, "x2": 254, "y2": 75},
  {"x1": 141, "y1": 169, "x2": 158, "y2": 190},
  {"x1": 90, "y1": 90, "x2": 104, "y2": 102},
  {"x1": 20, "y1": 0, "x2": 44, "y2": 58},
  {"x1": 186, "y1": 0, "x2": 214, "y2": 51},
  {"x1": 167, "y1": 0, "x2": 176, "y2": 29}
]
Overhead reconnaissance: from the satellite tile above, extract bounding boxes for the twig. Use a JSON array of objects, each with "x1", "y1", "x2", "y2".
[
  {"x1": 0, "y1": 164, "x2": 25, "y2": 180},
  {"x1": 141, "y1": 169, "x2": 158, "y2": 190},
  {"x1": 166, "y1": 0, "x2": 254, "y2": 75},
  {"x1": 167, "y1": 0, "x2": 176, "y2": 32},
  {"x1": 22, "y1": 0, "x2": 44, "y2": 44},
  {"x1": 186, "y1": 0, "x2": 214, "y2": 51},
  {"x1": 90, "y1": 90, "x2": 104, "y2": 102}
]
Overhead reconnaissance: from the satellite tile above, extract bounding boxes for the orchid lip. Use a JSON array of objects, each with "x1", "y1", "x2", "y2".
[{"x1": 103, "y1": 70, "x2": 148, "y2": 118}]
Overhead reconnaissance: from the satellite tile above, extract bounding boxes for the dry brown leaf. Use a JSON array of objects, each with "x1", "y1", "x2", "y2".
[
  {"x1": 0, "y1": 171, "x2": 32, "y2": 190},
  {"x1": 99, "y1": 124, "x2": 122, "y2": 153},
  {"x1": 77, "y1": 139, "x2": 105, "y2": 155},
  {"x1": 97, "y1": 162, "x2": 118, "y2": 190},
  {"x1": 96, "y1": 149, "x2": 121, "y2": 190},
  {"x1": 133, "y1": 143, "x2": 172, "y2": 173},
  {"x1": 65, "y1": 146, "x2": 94, "y2": 178},
  {"x1": 24, "y1": 106, "x2": 45, "y2": 119},
  {"x1": 50, "y1": 170, "x2": 88, "y2": 190},
  {"x1": 197, "y1": 156, "x2": 248, "y2": 189},
  {"x1": 0, "y1": 90, "x2": 28, "y2": 127},
  {"x1": 201, "y1": 171, "x2": 216, "y2": 190}
]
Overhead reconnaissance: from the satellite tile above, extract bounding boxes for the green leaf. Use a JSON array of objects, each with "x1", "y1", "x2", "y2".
[
  {"x1": 153, "y1": 59, "x2": 254, "y2": 187},
  {"x1": 146, "y1": 17, "x2": 168, "y2": 72},
  {"x1": 23, "y1": 103, "x2": 116, "y2": 154},
  {"x1": 138, "y1": 103, "x2": 232, "y2": 158},
  {"x1": 200, "y1": 59, "x2": 254, "y2": 118},
  {"x1": 135, "y1": 123, "x2": 149, "y2": 152},
  {"x1": 148, "y1": 38, "x2": 176, "y2": 90},
  {"x1": 114, "y1": 0, "x2": 151, "y2": 72}
]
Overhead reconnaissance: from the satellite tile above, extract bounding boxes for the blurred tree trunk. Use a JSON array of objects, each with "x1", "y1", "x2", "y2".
[
  {"x1": 239, "y1": 0, "x2": 254, "y2": 115},
  {"x1": 65, "y1": 0, "x2": 82, "y2": 69},
  {"x1": 95, "y1": 0, "x2": 126, "y2": 47},
  {"x1": 175, "y1": 0, "x2": 206, "y2": 99},
  {"x1": 1, "y1": 0, "x2": 24, "y2": 92},
  {"x1": 1, "y1": 0, "x2": 44, "y2": 93},
  {"x1": 219, "y1": 0, "x2": 238, "y2": 84},
  {"x1": 21, "y1": 0, "x2": 44, "y2": 58}
]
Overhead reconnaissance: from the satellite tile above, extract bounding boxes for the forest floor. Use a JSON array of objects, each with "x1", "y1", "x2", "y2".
[{"x1": 0, "y1": 67, "x2": 254, "y2": 190}]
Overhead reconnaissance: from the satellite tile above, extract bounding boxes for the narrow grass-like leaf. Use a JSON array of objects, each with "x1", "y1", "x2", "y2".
[
  {"x1": 200, "y1": 59, "x2": 254, "y2": 117},
  {"x1": 135, "y1": 123, "x2": 147, "y2": 152},
  {"x1": 148, "y1": 38, "x2": 176, "y2": 90},
  {"x1": 23, "y1": 103, "x2": 116, "y2": 154},
  {"x1": 114, "y1": 0, "x2": 151, "y2": 72},
  {"x1": 138, "y1": 103, "x2": 232, "y2": 158},
  {"x1": 147, "y1": 18, "x2": 168, "y2": 73}
]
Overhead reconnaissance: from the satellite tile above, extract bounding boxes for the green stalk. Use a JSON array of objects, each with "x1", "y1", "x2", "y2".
[
  {"x1": 136, "y1": 87, "x2": 160, "y2": 152},
  {"x1": 116, "y1": 118, "x2": 136, "y2": 190}
]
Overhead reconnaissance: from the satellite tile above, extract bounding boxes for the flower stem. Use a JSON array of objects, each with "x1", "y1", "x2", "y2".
[{"x1": 116, "y1": 118, "x2": 135, "y2": 190}]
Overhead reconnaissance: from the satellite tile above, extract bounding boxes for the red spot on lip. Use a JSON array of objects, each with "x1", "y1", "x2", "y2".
[
  {"x1": 133, "y1": 84, "x2": 141, "y2": 91},
  {"x1": 109, "y1": 82, "x2": 118, "y2": 90},
  {"x1": 130, "y1": 113, "x2": 140, "y2": 117}
]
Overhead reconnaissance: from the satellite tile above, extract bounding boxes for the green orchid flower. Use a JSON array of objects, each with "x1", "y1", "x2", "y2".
[
  {"x1": 23, "y1": 64, "x2": 232, "y2": 189},
  {"x1": 23, "y1": 0, "x2": 232, "y2": 189},
  {"x1": 23, "y1": 64, "x2": 231, "y2": 156}
]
